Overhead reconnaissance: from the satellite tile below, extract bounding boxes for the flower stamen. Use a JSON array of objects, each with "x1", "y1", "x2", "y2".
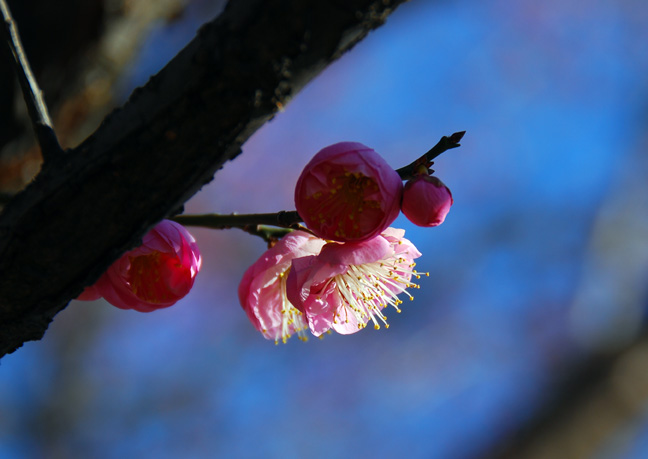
[{"x1": 330, "y1": 238, "x2": 426, "y2": 331}]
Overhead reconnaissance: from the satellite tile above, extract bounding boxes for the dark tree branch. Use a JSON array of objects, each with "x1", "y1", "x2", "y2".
[
  {"x1": 0, "y1": 0, "x2": 62, "y2": 160},
  {"x1": 173, "y1": 212, "x2": 304, "y2": 244},
  {"x1": 395, "y1": 130, "x2": 465, "y2": 180},
  {"x1": 0, "y1": 0, "x2": 410, "y2": 357},
  {"x1": 172, "y1": 211, "x2": 303, "y2": 230},
  {"x1": 241, "y1": 225, "x2": 297, "y2": 245}
]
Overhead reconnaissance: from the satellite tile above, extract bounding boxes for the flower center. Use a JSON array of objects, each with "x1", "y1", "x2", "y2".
[
  {"x1": 128, "y1": 251, "x2": 190, "y2": 304},
  {"x1": 306, "y1": 171, "x2": 382, "y2": 239},
  {"x1": 331, "y1": 249, "x2": 427, "y2": 330}
]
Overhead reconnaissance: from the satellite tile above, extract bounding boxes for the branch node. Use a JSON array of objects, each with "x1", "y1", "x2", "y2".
[{"x1": 396, "y1": 131, "x2": 465, "y2": 180}]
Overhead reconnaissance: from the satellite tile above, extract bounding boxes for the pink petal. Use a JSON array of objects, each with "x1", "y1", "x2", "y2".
[
  {"x1": 316, "y1": 236, "x2": 391, "y2": 267},
  {"x1": 77, "y1": 284, "x2": 101, "y2": 301},
  {"x1": 238, "y1": 231, "x2": 326, "y2": 341}
]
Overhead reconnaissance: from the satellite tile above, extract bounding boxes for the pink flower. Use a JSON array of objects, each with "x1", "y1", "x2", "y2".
[
  {"x1": 77, "y1": 220, "x2": 202, "y2": 312},
  {"x1": 238, "y1": 231, "x2": 326, "y2": 343},
  {"x1": 294, "y1": 142, "x2": 403, "y2": 242},
  {"x1": 286, "y1": 228, "x2": 424, "y2": 336},
  {"x1": 401, "y1": 175, "x2": 453, "y2": 227}
]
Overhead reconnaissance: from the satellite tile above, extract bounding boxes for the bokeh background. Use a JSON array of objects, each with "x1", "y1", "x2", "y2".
[{"x1": 2, "y1": 0, "x2": 648, "y2": 457}]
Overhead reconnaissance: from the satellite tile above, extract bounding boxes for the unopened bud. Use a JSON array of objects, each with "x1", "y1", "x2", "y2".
[{"x1": 401, "y1": 175, "x2": 453, "y2": 227}]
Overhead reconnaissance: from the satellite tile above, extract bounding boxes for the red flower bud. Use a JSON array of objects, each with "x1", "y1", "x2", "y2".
[
  {"x1": 401, "y1": 175, "x2": 453, "y2": 227},
  {"x1": 77, "y1": 220, "x2": 201, "y2": 312},
  {"x1": 295, "y1": 142, "x2": 402, "y2": 242}
]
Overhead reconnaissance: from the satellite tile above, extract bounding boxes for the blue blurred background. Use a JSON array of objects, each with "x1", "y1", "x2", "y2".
[{"x1": 2, "y1": 0, "x2": 648, "y2": 457}]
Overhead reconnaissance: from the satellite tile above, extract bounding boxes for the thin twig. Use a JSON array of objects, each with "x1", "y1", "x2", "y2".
[
  {"x1": 0, "y1": 0, "x2": 63, "y2": 161},
  {"x1": 396, "y1": 131, "x2": 465, "y2": 180},
  {"x1": 172, "y1": 211, "x2": 303, "y2": 230},
  {"x1": 240, "y1": 225, "x2": 294, "y2": 245}
]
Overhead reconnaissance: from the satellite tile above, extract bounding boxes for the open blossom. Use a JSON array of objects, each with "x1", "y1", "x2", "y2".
[
  {"x1": 401, "y1": 175, "x2": 453, "y2": 227},
  {"x1": 77, "y1": 220, "x2": 201, "y2": 312},
  {"x1": 294, "y1": 142, "x2": 402, "y2": 243},
  {"x1": 286, "y1": 228, "x2": 424, "y2": 336},
  {"x1": 238, "y1": 231, "x2": 326, "y2": 344}
]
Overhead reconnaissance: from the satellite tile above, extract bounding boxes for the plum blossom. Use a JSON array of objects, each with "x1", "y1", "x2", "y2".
[
  {"x1": 286, "y1": 228, "x2": 424, "y2": 336},
  {"x1": 294, "y1": 142, "x2": 402, "y2": 243},
  {"x1": 238, "y1": 231, "x2": 326, "y2": 343},
  {"x1": 78, "y1": 220, "x2": 201, "y2": 312},
  {"x1": 401, "y1": 175, "x2": 453, "y2": 227}
]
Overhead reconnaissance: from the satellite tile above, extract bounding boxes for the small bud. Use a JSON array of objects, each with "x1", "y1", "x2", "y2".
[{"x1": 401, "y1": 175, "x2": 453, "y2": 227}]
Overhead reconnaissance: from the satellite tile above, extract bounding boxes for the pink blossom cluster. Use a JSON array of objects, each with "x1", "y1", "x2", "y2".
[
  {"x1": 77, "y1": 141, "x2": 453, "y2": 341},
  {"x1": 239, "y1": 228, "x2": 424, "y2": 343},
  {"x1": 240, "y1": 142, "x2": 452, "y2": 343}
]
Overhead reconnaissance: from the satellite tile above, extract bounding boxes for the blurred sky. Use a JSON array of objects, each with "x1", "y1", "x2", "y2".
[{"x1": 2, "y1": 0, "x2": 648, "y2": 458}]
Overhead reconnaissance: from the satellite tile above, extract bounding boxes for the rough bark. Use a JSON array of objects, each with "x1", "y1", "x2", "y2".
[{"x1": 0, "y1": 0, "x2": 409, "y2": 357}]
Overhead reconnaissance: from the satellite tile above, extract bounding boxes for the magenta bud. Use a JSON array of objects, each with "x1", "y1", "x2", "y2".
[
  {"x1": 401, "y1": 175, "x2": 453, "y2": 227},
  {"x1": 294, "y1": 142, "x2": 402, "y2": 242},
  {"x1": 77, "y1": 220, "x2": 202, "y2": 312}
]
